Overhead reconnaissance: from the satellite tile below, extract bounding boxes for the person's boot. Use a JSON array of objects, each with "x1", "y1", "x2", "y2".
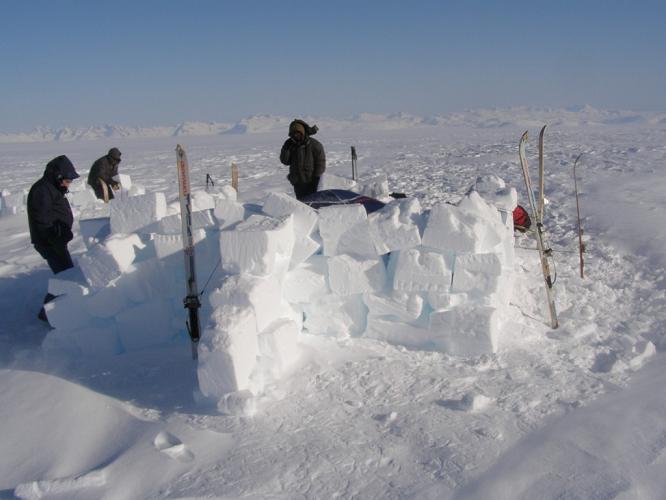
[{"x1": 37, "y1": 307, "x2": 48, "y2": 322}]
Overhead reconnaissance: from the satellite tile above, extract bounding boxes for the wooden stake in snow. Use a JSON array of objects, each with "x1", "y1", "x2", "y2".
[{"x1": 231, "y1": 162, "x2": 238, "y2": 192}]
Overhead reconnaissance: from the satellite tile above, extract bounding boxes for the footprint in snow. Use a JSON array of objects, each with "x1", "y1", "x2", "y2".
[{"x1": 154, "y1": 431, "x2": 194, "y2": 463}]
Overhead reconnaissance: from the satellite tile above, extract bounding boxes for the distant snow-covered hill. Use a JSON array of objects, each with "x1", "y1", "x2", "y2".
[{"x1": 1, "y1": 107, "x2": 664, "y2": 144}]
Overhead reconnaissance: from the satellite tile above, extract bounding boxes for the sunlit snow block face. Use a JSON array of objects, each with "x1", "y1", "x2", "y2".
[
  {"x1": 389, "y1": 248, "x2": 453, "y2": 292},
  {"x1": 209, "y1": 274, "x2": 292, "y2": 333},
  {"x1": 219, "y1": 214, "x2": 294, "y2": 277},
  {"x1": 70, "y1": 188, "x2": 97, "y2": 209},
  {"x1": 262, "y1": 191, "x2": 319, "y2": 237},
  {"x1": 358, "y1": 173, "x2": 389, "y2": 199},
  {"x1": 191, "y1": 190, "x2": 216, "y2": 211},
  {"x1": 451, "y1": 253, "x2": 503, "y2": 296},
  {"x1": 213, "y1": 199, "x2": 246, "y2": 229},
  {"x1": 318, "y1": 173, "x2": 357, "y2": 191},
  {"x1": 469, "y1": 175, "x2": 518, "y2": 212},
  {"x1": 282, "y1": 256, "x2": 330, "y2": 304},
  {"x1": 156, "y1": 210, "x2": 215, "y2": 235},
  {"x1": 116, "y1": 299, "x2": 176, "y2": 352},
  {"x1": 110, "y1": 192, "x2": 167, "y2": 234},
  {"x1": 364, "y1": 317, "x2": 433, "y2": 350},
  {"x1": 363, "y1": 290, "x2": 424, "y2": 322},
  {"x1": 78, "y1": 234, "x2": 145, "y2": 289},
  {"x1": 318, "y1": 204, "x2": 376, "y2": 258},
  {"x1": 422, "y1": 201, "x2": 503, "y2": 254},
  {"x1": 198, "y1": 303, "x2": 259, "y2": 399},
  {"x1": 302, "y1": 293, "x2": 367, "y2": 338},
  {"x1": 429, "y1": 306, "x2": 502, "y2": 356},
  {"x1": 47, "y1": 266, "x2": 89, "y2": 297},
  {"x1": 289, "y1": 235, "x2": 321, "y2": 269},
  {"x1": 210, "y1": 184, "x2": 237, "y2": 202},
  {"x1": 116, "y1": 173, "x2": 132, "y2": 189},
  {"x1": 1, "y1": 191, "x2": 26, "y2": 215},
  {"x1": 368, "y1": 198, "x2": 422, "y2": 255},
  {"x1": 153, "y1": 229, "x2": 206, "y2": 259},
  {"x1": 85, "y1": 283, "x2": 129, "y2": 319},
  {"x1": 327, "y1": 255, "x2": 387, "y2": 296},
  {"x1": 258, "y1": 319, "x2": 301, "y2": 380}
]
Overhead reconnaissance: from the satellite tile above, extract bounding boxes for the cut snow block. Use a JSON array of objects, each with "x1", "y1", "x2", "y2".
[
  {"x1": 429, "y1": 306, "x2": 503, "y2": 356},
  {"x1": 368, "y1": 198, "x2": 422, "y2": 254},
  {"x1": 426, "y1": 291, "x2": 468, "y2": 311},
  {"x1": 258, "y1": 319, "x2": 301, "y2": 379},
  {"x1": 283, "y1": 255, "x2": 330, "y2": 303},
  {"x1": 389, "y1": 248, "x2": 453, "y2": 292},
  {"x1": 262, "y1": 191, "x2": 319, "y2": 237},
  {"x1": 469, "y1": 175, "x2": 518, "y2": 212},
  {"x1": 110, "y1": 192, "x2": 167, "y2": 234},
  {"x1": 363, "y1": 290, "x2": 424, "y2": 322},
  {"x1": 422, "y1": 201, "x2": 502, "y2": 254},
  {"x1": 219, "y1": 214, "x2": 294, "y2": 277},
  {"x1": 156, "y1": 210, "x2": 215, "y2": 235},
  {"x1": 318, "y1": 173, "x2": 357, "y2": 191},
  {"x1": 70, "y1": 188, "x2": 98, "y2": 208},
  {"x1": 121, "y1": 259, "x2": 176, "y2": 304},
  {"x1": 48, "y1": 266, "x2": 88, "y2": 297},
  {"x1": 213, "y1": 199, "x2": 246, "y2": 229},
  {"x1": 289, "y1": 235, "x2": 321, "y2": 269},
  {"x1": 44, "y1": 294, "x2": 91, "y2": 331},
  {"x1": 116, "y1": 299, "x2": 176, "y2": 352},
  {"x1": 457, "y1": 190, "x2": 505, "y2": 228},
  {"x1": 79, "y1": 217, "x2": 111, "y2": 249},
  {"x1": 115, "y1": 173, "x2": 132, "y2": 189},
  {"x1": 78, "y1": 234, "x2": 144, "y2": 288},
  {"x1": 210, "y1": 184, "x2": 238, "y2": 202},
  {"x1": 209, "y1": 274, "x2": 292, "y2": 333},
  {"x1": 1, "y1": 191, "x2": 26, "y2": 215},
  {"x1": 191, "y1": 190, "x2": 216, "y2": 211},
  {"x1": 303, "y1": 293, "x2": 367, "y2": 338},
  {"x1": 318, "y1": 204, "x2": 376, "y2": 257},
  {"x1": 86, "y1": 283, "x2": 130, "y2": 318},
  {"x1": 153, "y1": 228, "x2": 206, "y2": 260},
  {"x1": 198, "y1": 303, "x2": 259, "y2": 399},
  {"x1": 358, "y1": 173, "x2": 389, "y2": 199},
  {"x1": 364, "y1": 317, "x2": 433, "y2": 350},
  {"x1": 42, "y1": 324, "x2": 122, "y2": 357},
  {"x1": 328, "y1": 254, "x2": 387, "y2": 296},
  {"x1": 451, "y1": 253, "x2": 506, "y2": 299}
]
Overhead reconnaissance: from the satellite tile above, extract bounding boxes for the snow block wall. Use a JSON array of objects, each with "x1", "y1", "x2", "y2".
[{"x1": 40, "y1": 173, "x2": 517, "y2": 415}]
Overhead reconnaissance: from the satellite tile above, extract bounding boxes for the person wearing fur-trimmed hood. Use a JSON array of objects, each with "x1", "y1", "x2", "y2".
[{"x1": 279, "y1": 119, "x2": 326, "y2": 200}]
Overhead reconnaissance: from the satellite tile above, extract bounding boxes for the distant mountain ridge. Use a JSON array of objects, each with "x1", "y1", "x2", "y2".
[{"x1": 1, "y1": 107, "x2": 664, "y2": 144}]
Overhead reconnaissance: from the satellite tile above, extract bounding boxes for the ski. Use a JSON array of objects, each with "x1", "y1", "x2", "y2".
[
  {"x1": 519, "y1": 131, "x2": 559, "y2": 329},
  {"x1": 351, "y1": 146, "x2": 358, "y2": 181},
  {"x1": 573, "y1": 153, "x2": 585, "y2": 279},
  {"x1": 176, "y1": 144, "x2": 202, "y2": 360},
  {"x1": 538, "y1": 125, "x2": 546, "y2": 222}
]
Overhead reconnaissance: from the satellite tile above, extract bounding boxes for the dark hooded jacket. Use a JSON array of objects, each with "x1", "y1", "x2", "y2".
[
  {"x1": 280, "y1": 119, "x2": 326, "y2": 185},
  {"x1": 27, "y1": 155, "x2": 78, "y2": 247},
  {"x1": 88, "y1": 153, "x2": 120, "y2": 199}
]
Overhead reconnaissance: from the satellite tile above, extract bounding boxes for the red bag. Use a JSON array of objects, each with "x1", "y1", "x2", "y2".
[{"x1": 513, "y1": 205, "x2": 531, "y2": 232}]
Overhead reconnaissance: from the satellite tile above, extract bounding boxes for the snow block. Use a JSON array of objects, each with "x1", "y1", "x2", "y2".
[
  {"x1": 262, "y1": 191, "x2": 319, "y2": 237},
  {"x1": 451, "y1": 253, "x2": 504, "y2": 298},
  {"x1": 219, "y1": 214, "x2": 294, "y2": 277},
  {"x1": 282, "y1": 256, "x2": 330, "y2": 303},
  {"x1": 47, "y1": 266, "x2": 89, "y2": 297},
  {"x1": 426, "y1": 291, "x2": 468, "y2": 311},
  {"x1": 209, "y1": 274, "x2": 292, "y2": 333},
  {"x1": 210, "y1": 184, "x2": 238, "y2": 202},
  {"x1": 213, "y1": 199, "x2": 246, "y2": 229},
  {"x1": 42, "y1": 324, "x2": 122, "y2": 357},
  {"x1": 389, "y1": 248, "x2": 453, "y2": 292},
  {"x1": 327, "y1": 255, "x2": 387, "y2": 296},
  {"x1": 289, "y1": 235, "x2": 321, "y2": 269},
  {"x1": 44, "y1": 294, "x2": 91, "y2": 331},
  {"x1": 198, "y1": 303, "x2": 259, "y2": 399},
  {"x1": 78, "y1": 234, "x2": 144, "y2": 288},
  {"x1": 364, "y1": 317, "x2": 433, "y2": 350},
  {"x1": 1, "y1": 190, "x2": 26, "y2": 215},
  {"x1": 363, "y1": 290, "x2": 424, "y2": 322},
  {"x1": 70, "y1": 188, "x2": 98, "y2": 208},
  {"x1": 368, "y1": 197, "x2": 422, "y2": 254},
  {"x1": 258, "y1": 319, "x2": 300, "y2": 379},
  {"x1": 116, "y1": 173, "x2": 132, "y2": 189},
  {"x1": 318, "y1": 173, "x2": 357, "y2": 191},
  {"x1": 303, "y1": 293, "x2": 366, "y2": 338},
  {"x1": 79, "y1": 217, "x2": 111, "y2": 249},
  {"x1": 156, "y1": 210, "x2": 215, "y2": 235},
  {"x1": 110, "y1": 192, "x2": 167, "y2": 234},
  {"x1": 318, "y1": 204, "x2": 376, "y2": 257},
  {"x1": 153, "y1": 228, "x2": 206, "y2": 260},
  {"x1": 358, "y1": 173, "x2": 389, "y2": 199},
  {"x1": 85, "y1": 283, "x2": 130, "y2": 318},
  {"x1": 469, "y1": 175, "x2": 518, "y2": 212},
  {"x1": 429, "y1": 306, "x2": 502, "y2": 356},
  {"x1": 191, "y1": 190, "x2": 216, "y2": 211},
  {"x1": 116, "y1": 299, "x2": 176, "y2": 352},
  {"x1": 422, "y1": 201, "x2": 503, "y2": 254}
]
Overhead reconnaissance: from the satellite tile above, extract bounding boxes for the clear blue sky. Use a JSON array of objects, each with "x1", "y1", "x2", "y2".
[{"x1": 1, "y1": 0, "x2": 664, "y2": 132}]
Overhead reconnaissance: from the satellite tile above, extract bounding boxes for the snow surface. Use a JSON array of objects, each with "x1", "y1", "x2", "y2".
[{"x1": 2, "y1": 108, "x2": 666, "y2": 498}]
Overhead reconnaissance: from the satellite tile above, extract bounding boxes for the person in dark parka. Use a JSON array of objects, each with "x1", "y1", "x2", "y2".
[
  {"x1": 88, "y1": 147, "x2": 121, "y2": 200},
  {"x1": 27, "y1": 155, "x2": 80, "y2": 320},
  {"x1": 280, "y1": 119, "x2": 325, "y2": 200}
]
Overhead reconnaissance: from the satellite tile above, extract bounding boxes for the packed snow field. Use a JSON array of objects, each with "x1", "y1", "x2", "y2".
[{"x1": 1, "y1": 109, "x2": 666, "y2": 499}]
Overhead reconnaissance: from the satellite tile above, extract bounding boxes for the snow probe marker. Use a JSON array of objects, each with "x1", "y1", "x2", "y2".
[
  {"x1": 573, "y1": 153, "x2": 585, "y2": 278},
  {"x1": 519, "y1": 131, "x2": 559, "y2": 329},
  {"x1": 351, "y1": 146, "x2": 358, "y2": 181},
  {"x1": 176, "y1": 144, "x2": 202, "y2": 360},
  {"x1": 231, "y1": 163, "x2": 238, "y2": 192}
]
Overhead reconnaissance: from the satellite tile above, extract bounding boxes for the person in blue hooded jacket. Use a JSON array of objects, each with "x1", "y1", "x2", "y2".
[{"x1": 27, "y1": 155, "x2": 80, "y2": 320}]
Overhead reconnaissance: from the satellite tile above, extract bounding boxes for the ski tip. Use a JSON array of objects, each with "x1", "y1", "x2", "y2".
[
  {"x1": 539, "y1": 124, "x2": 547, "y2": 136},
  {"x1": 520, "y1": 131, "x2": 528, "y2": 141}
]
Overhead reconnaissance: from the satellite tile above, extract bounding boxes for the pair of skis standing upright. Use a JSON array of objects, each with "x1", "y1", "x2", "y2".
[{"x1": 519, "y1": 127, "x2": 585, "y2": 330}]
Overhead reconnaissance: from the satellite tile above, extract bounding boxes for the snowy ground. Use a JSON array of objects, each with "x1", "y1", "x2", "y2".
[{"x1": 1, "y1": 112, "x2": 666, "y2": 499}]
